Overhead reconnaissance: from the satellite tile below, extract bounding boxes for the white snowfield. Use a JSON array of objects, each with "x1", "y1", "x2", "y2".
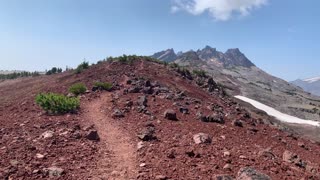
[
  {"x1": 303, "y1": 76, "x2": 320, "y2": 83},
  {"x1": 235, "y1": 95, "x2": 320, "y2": 127}
]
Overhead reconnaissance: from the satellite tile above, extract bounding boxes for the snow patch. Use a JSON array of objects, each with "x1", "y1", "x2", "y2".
[
  {"x1": 303, "y1": 76, "x2": 320, "y2": 83},
  {"x1": 235, "y1": 95, "x2": 320, "y2": 127}
]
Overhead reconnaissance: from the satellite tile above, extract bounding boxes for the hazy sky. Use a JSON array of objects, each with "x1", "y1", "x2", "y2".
[{"x1": 0, "y1": 0, "x2": 319, "y2": 81}]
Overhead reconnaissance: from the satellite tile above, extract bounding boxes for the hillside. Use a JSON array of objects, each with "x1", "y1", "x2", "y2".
[
  {"x1": 1, "y1": 57, "x2": 320, "y2": 179},
  {"x1": 292, "y1": 77, "x2": 320, "y2": 96},
  {"x1": 152, "y1": 46, "x2": 320, "y2": 121}
]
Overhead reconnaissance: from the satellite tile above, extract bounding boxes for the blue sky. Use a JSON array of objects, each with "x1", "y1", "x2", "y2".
[{"x1": 0, "y1": 0, "x2": 319, "y2": 81}]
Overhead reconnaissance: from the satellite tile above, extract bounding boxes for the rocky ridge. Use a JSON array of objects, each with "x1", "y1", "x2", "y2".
[{"x1": 0, "y1": 57, "x2": 320, "y2": 179}]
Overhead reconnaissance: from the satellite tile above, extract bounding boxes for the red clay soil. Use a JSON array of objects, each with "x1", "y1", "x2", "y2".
[{"x1": 0, "y1": 59, "x2": 320, "y2": 179}]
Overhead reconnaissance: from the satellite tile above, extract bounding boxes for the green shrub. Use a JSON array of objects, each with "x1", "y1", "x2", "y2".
[
  {"x1": 69, "y1": 83, "x2": 87, "y2": 95},
  {"x1": 192, "y1": 69, "x2": 207, "y2": 78},
  {"x1": 35, "y1": 93, "x2": 80, "y2": 114},
  {"x1": 169, "y1": 63, "x2": 180, "y2": 68},
  {"x1": 75, "y1": 61, "x2": 89, "y2": 74},
  {"x1": 93, "y1": 82, "x2": 113, "y2": 91}
]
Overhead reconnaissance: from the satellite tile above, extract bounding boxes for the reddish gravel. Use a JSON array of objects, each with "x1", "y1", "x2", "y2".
[{"x1": 0, "y1": 58, "x2": 320, "y2": 179}]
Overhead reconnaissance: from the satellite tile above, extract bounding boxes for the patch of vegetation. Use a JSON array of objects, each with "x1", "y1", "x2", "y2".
[
  {"x1": 192, "y1": 69, "x2": 207, "y2": 78},
  {"x1": 106, "y1": 55, "x2": 168, "y2": 66},
  {"x1": 107, "y1": 55, "x2": 136, "y2": 64},
  {"x1": 0, "y1": 71, "x2": 40, "y2": 80},
  {"x1": 248, "y1": 82, "x2": 260, "y2": 87},
  {"x1": 75, "y1": 61, "x2": 90, "y2": 74},
  {"x1": 284, "y1": 91, "x2": 296, "y2": 96},
  {"x1": 176, "y1": 67, "x2": 193, "y2": 80},
  {"x1": 169, "y1": 63, "x2": 180, "y2": 68},
  {"x1": 93, "y1": 82, "x2": 113, "y2": 91},
  {"x1": 35, "y1": 93, "x2": 80, "y2": 114},
  {"x1": 256, "y1": 81, "x2": 271, "y2": 87},
  {"x1": 69, "y1": 83, "x2": 87, "y2": 96},
  {"x1": 46, "y1": 67, "x2": 63, "y2": 75}
]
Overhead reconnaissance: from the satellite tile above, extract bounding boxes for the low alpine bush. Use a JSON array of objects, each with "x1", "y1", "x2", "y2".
[
  {"x1": 93, "y1": 82, "x2": 113, "y2": 91},
  {"x1": 75, "y1": 61, "x2": 89, "y2": 74},
  {"x1": 69, "y1": 83, "x2": 87, "y2": 95},
  {"x1": 35, "y1": 93, "x2": 80, "y2": 114},
  {"x1": 192, "y1": 69, "x2": 207, "y2": 78}
]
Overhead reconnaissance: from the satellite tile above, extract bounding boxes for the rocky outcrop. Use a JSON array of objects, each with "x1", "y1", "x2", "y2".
[
  {"x1": 151, "y1": 48, "x2": 177, "y2": 62},
  {"x1": 236, "y1": 167, "x2": 270, "y2": 180}
]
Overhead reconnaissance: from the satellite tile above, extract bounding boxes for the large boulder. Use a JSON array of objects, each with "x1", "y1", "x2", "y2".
[
  {"x1": 236, "y1": 167, "x2": 270, "y2": 180},
  {"x1": 193, "y1": 133, "x2": 212, "y2": 144},
  {"x1": 164, "y1": 109, "x2": 177, "y2": 120}
]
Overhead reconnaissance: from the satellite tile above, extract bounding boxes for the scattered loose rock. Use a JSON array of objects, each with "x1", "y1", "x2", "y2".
[
  {"x1": 137, "y1": 95, "x2": 148, "y2": 106},
  {"x1": 179, "y1": 107, "x2": 189, "y2": 114},
  {"x1": 233, "y1": 120, "x2": 243, "y2": 127},
  {"x1": 164, "y1": 109, "x2": 177, "y2": 121},
  {"x1": 193, "y1": 133, "x2": 212, "y2": 144},
  {"x1": 223, "y1": 163, "x2": 232, "y2": 170},
  {"x1": 41, "y1": 131, "x2": 54, "y2": 139},
  {"x1": 36, "y1": 153, "x2": 45, "y2": 159},
  {"x1": 112, "y1": 108, "x2": 124, "y2": 118},
  {"x1": 86, "y1": 130, "x2": 100, "y2": 141},
  {"x1": 155, "y1": 175, "x2": 168, "y2": 180},
  {"x1": 236, "y1": 167, "x2": 270, "y2": 180},
  {"x1": 224, "y1": 151, "x2": 231, "y2": 157},
  {"x1": 137, "y1": 126, "x2": 156, "y2": 141},
  {"x1": 214, "y1": 175, "x2": 234, "y2": 180},
  {"x1": 43, "y1": 166, "x2": 64, "y2": 178},
  {"x1": 137, "y1": 141, "x2": 144, "y2": 150}
]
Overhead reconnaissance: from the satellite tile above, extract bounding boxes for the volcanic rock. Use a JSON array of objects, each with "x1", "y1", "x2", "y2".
[
  {"x1": 164, "y1": 109, "x2": 177, "y2": 120},
  {"x1": 193, "y1": 133, "x2": 212, "y2": 144},
  {"x1": 236, "y1": 167, "x2": 270, "y2": 180},
  {"x1": 112, "y1": 109, "x2": 124, "y2": 118},
  {"x1": 43, "y1": 166, "x2": 64, "y2": 178},
  {"x1": 86, "y1": 130, "x2": 100, "y2": 141}
]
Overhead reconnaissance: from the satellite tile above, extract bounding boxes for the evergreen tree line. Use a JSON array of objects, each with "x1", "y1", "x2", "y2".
[
  {"x1": 0, "y1": 71, "x2": 40, "y2": 80},
  {"x1": 45, "y1": 67, "x2": 63, "y2": 75}
]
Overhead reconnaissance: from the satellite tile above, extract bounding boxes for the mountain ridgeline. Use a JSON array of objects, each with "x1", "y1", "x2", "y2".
[
  {"x1": 151, "y1": 46, "x2": 255, "y2": 68},
  {"x1": 291, "y1": 77, "x2": 320, "y2": 96},
  {"x1": 152, "y1": 46, "x2": 320, "y2": 121}
]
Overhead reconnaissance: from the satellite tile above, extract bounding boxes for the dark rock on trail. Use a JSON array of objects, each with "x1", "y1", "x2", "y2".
[
  {"x1": 112, "y1": 108, "x2": 124, "y2": 118},
  {"x1": 86, "y1": 130, "x2": 100, "y2": 141},
  {"x1": 164, "y1": 109, "x2": 177, "y2": 120}
]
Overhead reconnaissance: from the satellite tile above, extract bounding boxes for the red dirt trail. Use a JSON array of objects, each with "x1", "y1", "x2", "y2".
[{"x1": 84, "y1": 92, "x2": 137, "y2": 180}]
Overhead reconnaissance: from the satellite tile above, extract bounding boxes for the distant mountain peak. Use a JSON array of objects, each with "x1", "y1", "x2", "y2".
[
  {"x1": 151, "y1": 48, "x2": 177, "y2": 62},
  {"x1": 224, "y1": 48, "x2": 255, "y2": 68},
  {"x1": 151, "y1": 46, "x2": 255, "y2": 68},
  {"x1": 225, "y1": 48, "x2": 241, "y2": 53},
  {"x1": 291, "y1": 76, "x2": 320, "y2": 96}
]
